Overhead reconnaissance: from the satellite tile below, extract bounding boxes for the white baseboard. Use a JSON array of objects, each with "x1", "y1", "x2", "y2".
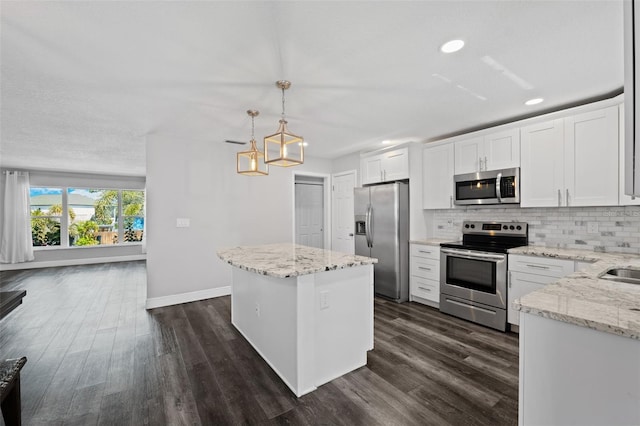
[
  {"x1": 146, "y1": 286, "x2": 231, "y2": 310},
  {"x1": 0, "y1": 254, "x2": 147, "y2": 271}
]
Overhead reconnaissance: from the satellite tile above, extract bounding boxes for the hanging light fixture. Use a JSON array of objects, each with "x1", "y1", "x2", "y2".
[
  {"x1": 237, "y1": 110, "x2": 269, "y2": 176},
  {"x1": 264, "y1": 80, "x2": 304, "y2": 167}
]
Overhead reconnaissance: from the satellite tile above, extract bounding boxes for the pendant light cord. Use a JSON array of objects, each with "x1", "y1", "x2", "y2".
[{"x1": 281, "y1": 87, "x2": 286, "y2": 121}]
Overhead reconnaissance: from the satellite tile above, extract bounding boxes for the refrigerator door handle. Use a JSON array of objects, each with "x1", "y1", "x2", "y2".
[{"x1": 365, "y1": 205, "x2": 373, "y2": 247}]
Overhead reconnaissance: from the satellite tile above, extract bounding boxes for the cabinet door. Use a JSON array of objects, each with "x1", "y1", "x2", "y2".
[
  {"x1": 484, "y1": 128, "x2": 521, "y2": 170},
  {"x1": 383, "y1": 148, "x2": 409, "y2": 181},
  {"x1": 423, "y1": 143, "x2": 455, "y2": 209},
  {"x1": 508, "y1": 271, "x2": 558, "y2": 326},
  {"x1": 564, "y1": 106, "x2": 619, "y2": 206},
  {"x1": 454, "y1": 136, "x2": 483, "y2": 174},
  {"x1": 361, "y1": 156, "x2": 382, "y2": 185},
  {"x1": 521, "y1": 119, "x2": 565, "y2": 207},
  {"x1": 619, "y1": 104, "x2": 640, "y2": 205}
]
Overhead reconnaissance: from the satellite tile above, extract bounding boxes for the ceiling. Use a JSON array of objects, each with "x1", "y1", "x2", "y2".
[{"x1": 0, "y1": 1, "x2": 624, "y2": 177}]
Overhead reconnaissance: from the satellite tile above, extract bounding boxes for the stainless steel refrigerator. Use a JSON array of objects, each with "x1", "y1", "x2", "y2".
[{"x1": 354, "y1": 181, "x2": 409, "y2": 303}]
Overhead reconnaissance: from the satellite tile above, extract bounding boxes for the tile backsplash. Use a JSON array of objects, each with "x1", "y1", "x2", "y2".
[{"x1": 432, "y1": 206, "x2": 640, "y2": 254}]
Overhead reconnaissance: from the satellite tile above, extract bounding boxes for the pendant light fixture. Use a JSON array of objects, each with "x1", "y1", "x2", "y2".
[
  {"x1": 264, "y1": 80, "x2": 304, "y2": 167},
  {"x1": 237, "y1": 110, "x2": 269, "y2": 176}
]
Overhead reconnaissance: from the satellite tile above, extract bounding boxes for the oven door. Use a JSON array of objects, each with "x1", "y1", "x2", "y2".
[{"x1": 440, "y1": 248, "x2": 507, "y2": 309}]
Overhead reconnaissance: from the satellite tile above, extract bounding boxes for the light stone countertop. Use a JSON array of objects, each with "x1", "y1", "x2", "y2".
[
  {"x1": 509, "y1": 246, "x2": 640, "y2": 340},
  {"x1": 217, "y1": 243, "x2": 378, "y2": 279},
  {"x1": 410, "y1": 238, "x2": 455, "y2": 246}
]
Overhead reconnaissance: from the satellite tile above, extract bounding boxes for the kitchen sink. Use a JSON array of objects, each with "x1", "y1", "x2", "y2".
[{"x1": 599, "y1": 268, "x2": 640, "y2": 285}]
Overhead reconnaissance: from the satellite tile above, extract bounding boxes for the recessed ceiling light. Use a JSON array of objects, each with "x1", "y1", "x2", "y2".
[
  {"x1": 525, "y1": 98, "x2": 544, "y2": 106},
  {"x1": 440, "y1": 39, "x2": 465, "y2": 53},
  {"x1": 382, "y1": 140, "x2": 392, "y2": 145}
]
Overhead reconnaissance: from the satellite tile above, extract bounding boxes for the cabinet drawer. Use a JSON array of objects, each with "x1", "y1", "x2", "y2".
[
  {"x1": 509, "y1": 254, "x2": 574, "y2": 278},
  {"x1": 411, "y1": 257, "x2": 439, "y2": 280},
  {"x1": 411, "y1": 277, "x2": 439, "y2": 302},
  {"x1": 410, "y1": 244, "x2": 440, "y2": 260}
]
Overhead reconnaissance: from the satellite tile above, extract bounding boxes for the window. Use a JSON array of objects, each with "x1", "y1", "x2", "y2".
[
  {"x1": 29, "y1": 187, "x2": 145, "y2": 248},
  {"x1": 122, "y1": 190, "x2": 145, "y2": 243},
  {"x1": 30, "y1": 187, "x2": 63, "y2": 246}
]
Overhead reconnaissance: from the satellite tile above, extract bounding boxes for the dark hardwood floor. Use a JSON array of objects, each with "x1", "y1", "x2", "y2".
[{"x1": 0, "y1": 262, "x2": 519, "y2": 425}]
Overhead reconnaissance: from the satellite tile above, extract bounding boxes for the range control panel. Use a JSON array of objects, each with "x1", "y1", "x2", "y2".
[{"x1": 462, "y1": 221, "x2": 528, "y2": 236}]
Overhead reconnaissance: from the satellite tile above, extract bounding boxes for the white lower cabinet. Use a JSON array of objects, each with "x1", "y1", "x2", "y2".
[
  {"x1": 519, "y1": 313, "x2": 640, "y2": 425},
  {"x1": 410, "y1": 243, "x2": 440, "y2": 305},
  {"x1": 507, "y1": 254, "x2": 575, "y2": 327}
]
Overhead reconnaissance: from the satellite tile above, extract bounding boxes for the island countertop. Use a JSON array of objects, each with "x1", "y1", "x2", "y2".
[
  {"x1": 217, "y1": 243, "x2": 378, "y2": 278},
  {"x1": 510, "y1": 246, "x2": 640, "y2": 340}
]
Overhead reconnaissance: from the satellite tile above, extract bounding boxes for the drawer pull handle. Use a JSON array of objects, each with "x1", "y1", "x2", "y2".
[
  {"x1": 418, "y1": 267, "x2": 431, "y2": 271},
  {"x1": 526, "y1": 264, "x2": 550, "y2": 270},
  {"x1": 419, "y1": 250, "x2": 431, "y2": 254},
  {"x1": 418, "y1": 286, "x2": 432, "y2": 292}
]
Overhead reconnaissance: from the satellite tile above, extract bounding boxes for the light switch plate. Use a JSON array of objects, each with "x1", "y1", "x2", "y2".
[{"x1": 176, "y1": 218, "x2": 190, "y2": 228}]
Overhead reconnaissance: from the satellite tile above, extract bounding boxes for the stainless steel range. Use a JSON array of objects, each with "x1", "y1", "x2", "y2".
[{"x1": 439, "y1": 221, "x2": 528, "y2": 331}]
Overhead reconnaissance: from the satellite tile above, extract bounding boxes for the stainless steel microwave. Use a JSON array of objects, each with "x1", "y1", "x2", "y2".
[{"x1": 453, "y1": 167, "x2": 520, "y2": 205}]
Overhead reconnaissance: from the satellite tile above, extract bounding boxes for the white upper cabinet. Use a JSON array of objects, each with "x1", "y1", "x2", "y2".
[
  {"x1": 521, "y1": 105, "x2": 619, "y2": 207},
  {"x1": 454, "y1": 129, "x2": 520, "y2": 174},
  {"x1": 521, "y1": 119, "x2": 566, "y2": 207},
  {"x1": 362, "y1": 156, "x2": 383, "y2": 185},
  {"x1": 564, "y1": 106, "x2": 619, "y2": 206},
  {"x1": 484, "y1": 129, "x2": 521, "y2": 170},
  {"x1": 454, "y1": 136, "x2": 483, "y2": 174},
  {"x1": 619, "y1": 104, "x2": 640, "y2": 205},
  {"x1": 423, "y1": 142, "x2": 455, "y2": 209},
  {"x1": 361, "y1": 147, "x2": 409, "y2": 185}
]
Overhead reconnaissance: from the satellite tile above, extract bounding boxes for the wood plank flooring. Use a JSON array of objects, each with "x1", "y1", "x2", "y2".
[{"x1": 0, "y1": 262, "x2": 519, "y2": 425}]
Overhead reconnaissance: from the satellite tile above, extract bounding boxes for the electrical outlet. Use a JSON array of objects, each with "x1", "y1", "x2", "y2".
[
  {"x1": 176, "y1": 218, "x2": 190, "y2": 228},
  {"x1": 587, "y1": 222, "x2": 599, "y2": 234},
  {"x1": 320, "y1": 291, "x2": 330, "y2": 310},
  {"x1": 255, "y1": 302, "x2": 260, "y2": 317}
]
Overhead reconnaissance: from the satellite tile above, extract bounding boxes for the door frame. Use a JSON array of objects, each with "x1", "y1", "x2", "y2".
[
  {"x1": 292, "y1": 171, "x2": 331, "y2": 250},
  {"x1": 331, "y1": 169, "x2": 358, "y2": 254}
]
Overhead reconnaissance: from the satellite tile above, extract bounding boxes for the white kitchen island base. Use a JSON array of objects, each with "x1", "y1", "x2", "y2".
[{"x1": 231, "y1": 265, "x2": 374, "y2": 397}]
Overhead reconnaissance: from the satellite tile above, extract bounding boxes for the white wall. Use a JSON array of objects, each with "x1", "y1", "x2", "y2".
[
  {"x1": 331, "y1": 152, "x2": 361, "y2": 186},
  {"x1": 145, "y1": 133, "x2": 332, "y2": 301}
]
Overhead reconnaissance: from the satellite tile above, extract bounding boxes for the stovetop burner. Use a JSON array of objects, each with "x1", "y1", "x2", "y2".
[{"x1": 440, "y1": 220, "x2": 528, "y2": 253}]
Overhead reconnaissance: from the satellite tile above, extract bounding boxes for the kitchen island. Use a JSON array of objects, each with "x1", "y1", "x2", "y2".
[
  {"x1": 217, "y1": 243, "x2": 377, "y2": 397},
  {"x1": 511, "y1": 247, "x2": 640, "y2": 426}
]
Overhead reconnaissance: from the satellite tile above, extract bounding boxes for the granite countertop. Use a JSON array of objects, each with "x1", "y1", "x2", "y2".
[
  {"x1": 217, "y1": 243, "x2": 378, "y2": 279},
  {"x1": 510, "y1": 246, "x2": 640, "y2": 340},
  {"x1": 410, "y1": 238, "x2": 454, "y2": 246}
]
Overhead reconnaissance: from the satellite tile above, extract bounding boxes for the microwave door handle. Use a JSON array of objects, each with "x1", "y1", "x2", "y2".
[{"x1": 496, "y1": 172, "x2": 502, "y2": 203}]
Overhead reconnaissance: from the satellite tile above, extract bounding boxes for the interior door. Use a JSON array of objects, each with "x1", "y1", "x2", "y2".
[
  {"x1": 295, "y1": 183, "x2": 324, "y2": 249},
  {"x1": 369, "y1": 184, "x2": 400, "y2": 300},
  {"x1": 331, "y1": 171, "x2": 356, "y2": 254}
]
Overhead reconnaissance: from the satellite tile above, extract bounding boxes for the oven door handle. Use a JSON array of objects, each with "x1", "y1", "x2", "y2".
[{"x1": 441, "y1": 248, "x2": 506, "y2": 261}]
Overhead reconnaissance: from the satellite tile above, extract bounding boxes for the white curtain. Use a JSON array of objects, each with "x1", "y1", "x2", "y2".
[{"x1": 1, "y1": 171, "x2": 35, "y2": 263}]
